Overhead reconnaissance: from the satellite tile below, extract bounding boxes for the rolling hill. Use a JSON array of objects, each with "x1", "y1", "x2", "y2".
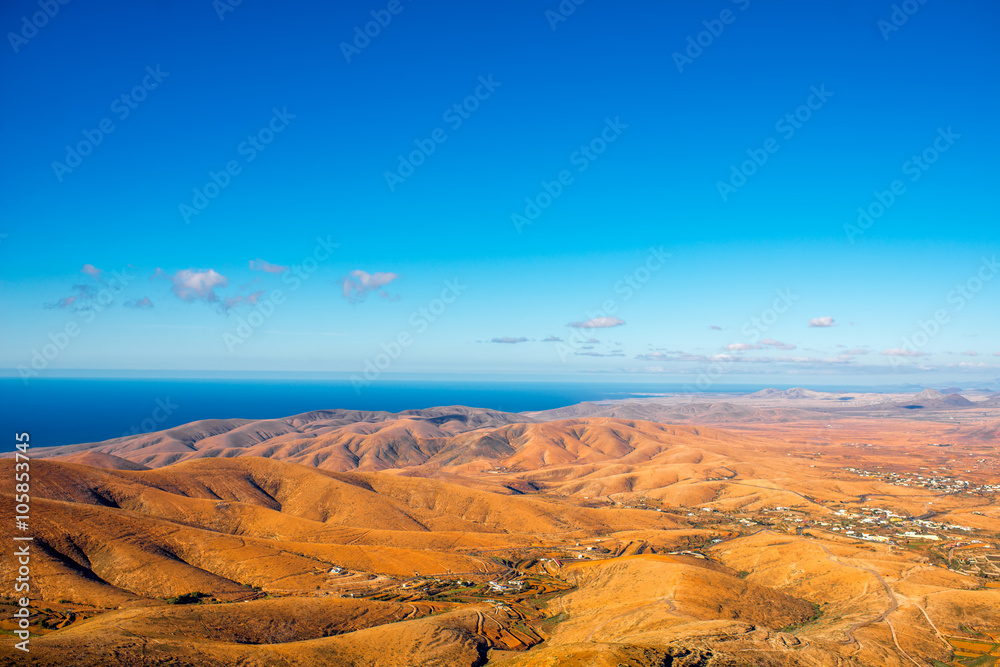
[
  {"x1": 31, "y1": 406, "x2": 535, "y2": 470},
  {"x1": 3, "y1": 405, "x2": 998, "y2": 666},
  {"x1": 32, "y1": 414, "x2": 764, "y2": 477}
]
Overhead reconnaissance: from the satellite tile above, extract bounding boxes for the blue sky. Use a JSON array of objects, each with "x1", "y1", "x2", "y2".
[{"x1": 1, "y1": 0, "x2": 998, "y2": 386}]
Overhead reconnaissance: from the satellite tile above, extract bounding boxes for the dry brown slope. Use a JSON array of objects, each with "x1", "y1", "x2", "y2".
[
  {"x1": 30, "y1": 406, "x2": 536, "y2": 469},
  {"x1": 23, "y1": 457, "x2": 683, "y2": 537},
  {"x1": 24, "y1": 457, "x2": 428, "y2": 532},
  {"x1": 0, "y1": 604, "x2": 492, "y2": 667},
  {"x1": 495, "y1": 554, "x2": 822, "y2": 667},
  {"x1": 0, "y1": 494, "x2": 500, "y2": 605},
  {"x1": 32, "y1": 415, "x2": 772, "y2": 476}
]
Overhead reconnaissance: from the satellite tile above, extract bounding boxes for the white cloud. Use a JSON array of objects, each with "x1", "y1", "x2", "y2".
[
  {"x1": 760, "y1": 338, "x2": 796, "y2": 350},
  {"x1": 153, "y1": 268, "x2": 229, "y2": 303},
  {"x1": 80, "y1": 264, "x2": 104, "y2": 282},
  {"x1": 635, "y1": 351, "x2": 709, "y2": 362},
  {"x1": 46, "y1": 266, "x2": 107, "y2": 310},
  {"x1": 249, "y1": 258, "x2": 288, "y2": 273},
  {"x1": 808, "y1": 316, "x2": 835, "y2": 327},
  {"x1": 490, "y1": 337, "x2": 528, "y2": 344},
  {"x1": 341, "y1": 270, "x2": 399, "y2": 303},
  {"x1": 881, "y1": 348, "x2": 929, "y2": 357},
  {"x1": 569, "y1": 316, "x2": 625, "y2": 329},
  {"x1": 44, "y1": 294, "x2": 82, "y2": 309},
  {"x1": 224, "y1": 290, "x2": 265, "y2": 312},
  {"x1": 772, "y1": 355, "x2": 851, "y2": 365}
]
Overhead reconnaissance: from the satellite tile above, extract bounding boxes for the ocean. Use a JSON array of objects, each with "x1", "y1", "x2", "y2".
[{"x1": 0, "y1": 377, "x2": 870, "y2": 449}]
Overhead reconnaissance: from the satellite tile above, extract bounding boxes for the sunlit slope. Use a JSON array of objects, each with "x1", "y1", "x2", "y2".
[
  {"x1": 31, "y1": 406, "x2": 536, "y2": 469},
  {"x1": 35, "y1": 412, "x2": 764, "y2": 474},
  {"x1": 4, "y1": 603, "x2": 496, "y2": 667},
  {"x1": 0, "y1": 455, "x2": 688, "y2": 609}
]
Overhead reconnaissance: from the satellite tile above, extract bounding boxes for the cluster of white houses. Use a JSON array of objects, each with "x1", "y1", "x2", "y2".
[{"x1": 845, "y1": 466, "x2": 1000, "y2": 496}]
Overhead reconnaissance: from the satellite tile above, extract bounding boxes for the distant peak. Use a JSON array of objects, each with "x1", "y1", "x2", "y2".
[{"x1": 913, "y1": 388, "x2": 944, "y2": 400}]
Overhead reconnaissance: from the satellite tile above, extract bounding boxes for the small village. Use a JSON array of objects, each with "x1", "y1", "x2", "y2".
[
  {"x1": 844, "y1": 466, "x2": 1000, "y2": 496},
  {"x1": 589, "y1": 492, "x2": 1000, "y2": 581}
]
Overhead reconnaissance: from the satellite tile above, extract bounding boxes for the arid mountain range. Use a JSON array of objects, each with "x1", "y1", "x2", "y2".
[
  {"x1": 28, "y1": 388, "x2": 1000, "y2": 472},
  {"x1": 3, "y1": 388, "x2": 999, "y2": 666}
]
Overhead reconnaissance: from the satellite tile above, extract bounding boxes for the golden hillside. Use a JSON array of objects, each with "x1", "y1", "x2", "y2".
[{"x1": 2, "y1": 410, "x2": 998, "y2": 666}]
